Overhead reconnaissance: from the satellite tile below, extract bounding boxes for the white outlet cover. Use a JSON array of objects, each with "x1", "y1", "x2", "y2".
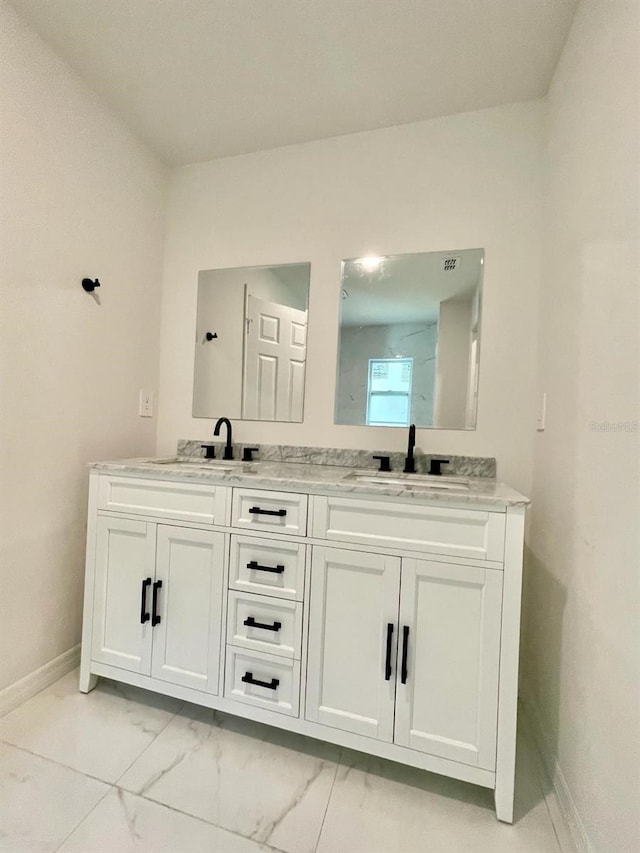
[
  {"x1": 139, "y1": 389, "x2": 153, "y2": 417},
  {"x1": 536, "y1": 392, "x2": 546, "y2": 431}
]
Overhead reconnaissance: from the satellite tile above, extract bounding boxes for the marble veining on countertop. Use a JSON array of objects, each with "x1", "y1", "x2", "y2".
[
  {"x1": 92, "y1": 451, "x2": 529, "y2": 508},
  {"x1": 177, "y1": 440, "x2": 497, "y2": 478}
]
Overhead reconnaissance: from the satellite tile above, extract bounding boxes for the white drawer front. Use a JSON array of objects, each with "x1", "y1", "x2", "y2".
[
  {"x1": 97, "y1": 475, "x2": 229, "y2": 525},
  {"x1": 232, "y1": 488, "x2": 307, "y2": 536},
  {"x1": 224, "y1": 647, "x2": 300, "y2": 717},
  {"x1": 229, "y1": 534, "x2": 306, "y2": 601},
  {"x1": 227, "y1": 591, "x2": 302, "y2": 659},
  {"x1": 311, "y1": 496, "x2": 505, "y2": 562}
]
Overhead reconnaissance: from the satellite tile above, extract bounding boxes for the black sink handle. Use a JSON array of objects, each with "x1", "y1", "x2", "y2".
[{"x1": 428, "y1": 458, "x2": 450, "y2": 476}]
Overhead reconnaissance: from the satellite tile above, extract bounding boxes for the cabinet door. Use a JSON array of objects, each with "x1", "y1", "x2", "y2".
[
  {"x1": 92, "y1": 516, "x2": 156, "y2": 674},
  {"x1": 151, "y1": 526, "x2": 226, "y2": 693},
  {"x1": 394, "y1": 559, "x2": 502, "y2": 769},
  {"x1": 306, "y1": 546, "x2": 401, "y2": 741}
]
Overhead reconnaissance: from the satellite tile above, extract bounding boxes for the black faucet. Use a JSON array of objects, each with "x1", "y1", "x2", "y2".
[
  {"x1": 213, "y1": 417, "x2": 234, "y2": 460},
  {"x1": 403, "y1": 423, "x2": 416, "y2": 474}
]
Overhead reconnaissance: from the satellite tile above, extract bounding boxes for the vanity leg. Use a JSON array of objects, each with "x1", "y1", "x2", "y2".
[
  {"x1": 79, "y1": 666, "x2": 98, "y2": 694},
  {"x1": 79, "y1": 650, "x2": 98, "y2": 693},
  {"x1": 494, "y1": 766, "x2": 515, "y2": 824}
]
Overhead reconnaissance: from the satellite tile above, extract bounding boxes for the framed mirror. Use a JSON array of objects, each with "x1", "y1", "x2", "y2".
[
  {"x1": 193, "y1": 263, "x2": 310, "y2": 421},
  {"x1": 335, "y1": 248, "x2": 483, "y2": 429}
]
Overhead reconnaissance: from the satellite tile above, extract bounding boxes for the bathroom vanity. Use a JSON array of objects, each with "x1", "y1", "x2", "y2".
[{"x1": 79, "y1": 452, "x2": 528, "y2": 823}]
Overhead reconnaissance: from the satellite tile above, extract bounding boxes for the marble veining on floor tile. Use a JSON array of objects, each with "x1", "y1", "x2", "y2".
[
  {"x1": 118, "y1": 706, "x2": 339, "y2": 853},
  {"x1": 0, "y1": 672, "x2": 565, "y2": 853},
  {"x1": 56, "y1": 787, "x2": 279, "y2": 853},
  {"x1": 0, "y1": 742, "x2": 109, "y2": 853},
  {"x1": 0, "y1": 671, "x2": 182, "y2": 783},
  {"x1": 317, "y1": 733, "x2": 562, "y2": 853}
]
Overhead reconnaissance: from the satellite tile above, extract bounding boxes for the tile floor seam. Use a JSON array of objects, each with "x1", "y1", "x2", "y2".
[
  {"x1": 3, "y1": 674, "x2": 568, "y2": 853},
  {"x1": 0, "y1": 738, "x2": 118, "y2": 787},
  {"x1": 115, "y1": 782, "x2": 289, "y2": 853},
  {"x1": 112, "y1": 702, "x2": 186, "y2": 786},
  {"x1": 51, "y1": 783, "x2": 114, "y2": 853},
  {"x1": 312, "y1": 747, "x2": 343, "y2": 853}
]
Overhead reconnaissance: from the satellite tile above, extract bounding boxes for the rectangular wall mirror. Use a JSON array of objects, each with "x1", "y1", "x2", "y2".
[
  {"x1": 193, "y1": 263, "x2": 310, "y2": 421},
  {"x1": 335, "y1": 248, "x2": 483, "y2": 429}
]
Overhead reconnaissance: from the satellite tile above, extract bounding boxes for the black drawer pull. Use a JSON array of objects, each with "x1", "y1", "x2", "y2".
[
  {"x1": 140, "y1": 578, "x2": 152, "y2": 624},
  {"x1": 151, "y1": 580, "x2": 163, "y2": 626},
  {"x1": 385, "y1": 622, "x2": 394, "y2": 681},
  {"x1": 248, "y1": 506, "x2": 287, "y2": 517},
  {"x1": 401, "y1": 625, "x2": 409, "y2": 684},
  {"x1": 246, "y1": 560, "x2": 285, "y2": 574},
  {"x1": 241, "y1": 671, "x2": 279, "y2": 690},
  {"x1": 243, "y1": 616, "x2": 282, "y2": 633}
]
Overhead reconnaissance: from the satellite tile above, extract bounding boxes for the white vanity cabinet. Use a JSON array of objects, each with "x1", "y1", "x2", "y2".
[
  {"x1": 306, "y1": 549, "x2": 502, "y2": 771},
  {"x1": 393, "y1": 558, "x2": 502, "y2": 769},
  {"x1": 306, "y1": 546, "x2": 401, "y2": 742},
  {"x1": 80, "y1": 467, "x2": 526, "y2": 824},
  {"x1": 90, "y1": 515, "x2": 226, "y2": 693}
]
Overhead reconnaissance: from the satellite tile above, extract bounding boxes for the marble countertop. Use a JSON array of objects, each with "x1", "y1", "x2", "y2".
[{"x1": 91, "y1": 457, "x2": 530, "y2": 508}]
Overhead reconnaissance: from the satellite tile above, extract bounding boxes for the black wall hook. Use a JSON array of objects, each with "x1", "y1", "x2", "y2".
[
  {"x1": 205, "y1": 332, "x2": 218, "y2": 341},
  {"x1": 82, "y1": 278, "x2": 101, "y2": 293}
]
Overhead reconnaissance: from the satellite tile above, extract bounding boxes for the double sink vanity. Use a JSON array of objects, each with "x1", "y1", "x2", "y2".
[
  {"x1": 80, "y1": 244, "x2": 527, "y2": 823},
  {"x1": 79, "y1": 442, "x2": 528, "y2": 823}
]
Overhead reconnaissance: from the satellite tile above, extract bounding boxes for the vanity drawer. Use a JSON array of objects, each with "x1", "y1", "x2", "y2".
[
  {"x1": 311, "y1": 495, "x2": 506, "y2": 562},
  {"x1": 224, "y1": 647, "x2": 300, "y2": 717},
  {"x1": 97, "y1": 475, "x2": 229, "y2": 525},
  {"x1": 227, "y1": 591, "x2": 302, "y2": 659},
  {"x1": 229, "y1": 534, "x2": 306, "y2": 601},
  {"x1": 231, "y1": 488, "x2": 307, "y2": 536}
]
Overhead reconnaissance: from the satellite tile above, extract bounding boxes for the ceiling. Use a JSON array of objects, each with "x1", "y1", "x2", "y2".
[
  {"x1": 340, "y1": 248, "x2": 483, "y2": 326},
  {"x1": 10, "y1": 0, "x2": 578, "y2": 166}
]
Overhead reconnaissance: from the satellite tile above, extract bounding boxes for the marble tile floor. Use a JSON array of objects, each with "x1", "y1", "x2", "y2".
[{"x1": 0, "y1": 670, "x2": 568, "y2": 853}]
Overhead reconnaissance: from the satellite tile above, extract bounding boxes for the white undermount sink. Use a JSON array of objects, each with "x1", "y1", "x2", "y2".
[{"x1": 346, "y1": 471, "x2": 470, "y2": 490}]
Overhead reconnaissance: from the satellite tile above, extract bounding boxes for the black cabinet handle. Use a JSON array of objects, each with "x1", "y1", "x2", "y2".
[
  {"x1": 401, "y1": 625, "x2": 409, "y2": 684},
  {"x1": 151, "y1": 580, "x2": 163, "y2": 626},
  {"x1": 246, "y1": 560, "x2": 285, "y2": 574},
  {"x1": 241, "y1": 671, "x2": 279, "y2": 690},
  {"x1": 243, "y1": 616, "x2": 282, "y2": 632},
  {"x1": 385, "y1": 623, "x2": 394, "y2": 680},
  {"x1": 248, "y1": 506, "x2": 287, "y2": 517},
  {"x1": 140, "y1": 578, "x2": 152, "y2": 624}
]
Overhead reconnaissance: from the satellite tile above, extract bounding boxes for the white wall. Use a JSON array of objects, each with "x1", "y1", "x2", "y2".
[
  {"x1": 433, "y1": 297, "x2": 472, "y2": 428},
  {"x1": 522, "y1": 3, "x2": 640, "y2": 852},
  {"x1": 0, "y1": 1, "x2": 167, "y2": 691},
  {"x1": 157, "y1": 101, "x2": 543, "y2": 495}
]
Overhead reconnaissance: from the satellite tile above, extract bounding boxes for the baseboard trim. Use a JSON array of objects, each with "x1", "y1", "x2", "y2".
[
  {"x1": 519, "y1": 692, "x2": 595, "y2": 853},
  {"x1": 0, "y1": 645, "x2": 81, "y2": 717}
]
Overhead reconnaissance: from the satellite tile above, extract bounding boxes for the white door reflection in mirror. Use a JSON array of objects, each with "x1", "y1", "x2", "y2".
[
  {"x1": 335, "y1": 249, "x2": 483, "y2": 430},
  {"x1": 243, "y1": 294, "x2": 307, "y2": 421},
  {"x1": 192, "y1": 263, "x2": 310, "y2": 422}
]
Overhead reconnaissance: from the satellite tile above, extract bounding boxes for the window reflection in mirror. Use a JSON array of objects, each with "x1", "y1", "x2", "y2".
[
  {"x1": 193, "y1": 263, "x2": 310, "y2": 421},
  {"x1": 335, "y1": 249, "x2": 483, "y2": 429}
]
